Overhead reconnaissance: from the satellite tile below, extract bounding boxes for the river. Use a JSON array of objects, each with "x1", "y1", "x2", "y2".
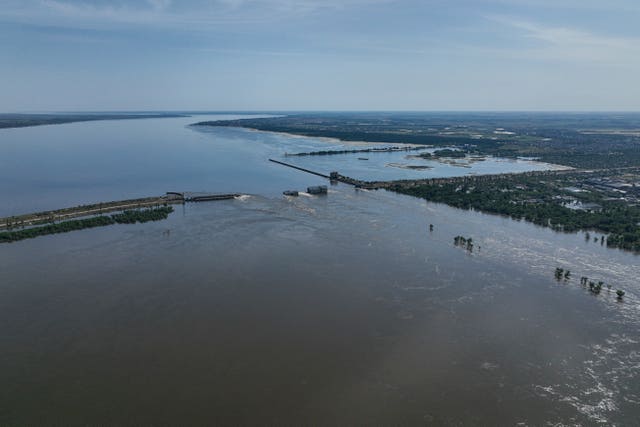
[{"x1": 0, "y1": 114, "x2": 638, "y2": 425}]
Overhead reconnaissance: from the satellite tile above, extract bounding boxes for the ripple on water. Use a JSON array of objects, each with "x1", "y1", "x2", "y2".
[{"x1": 536, "y1": 333, "x2": 640, "y2": 425}]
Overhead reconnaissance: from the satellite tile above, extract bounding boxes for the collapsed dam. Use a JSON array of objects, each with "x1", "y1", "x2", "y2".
[{"x1": 1, "y1": 192, "x2": 241, "y2": 230}]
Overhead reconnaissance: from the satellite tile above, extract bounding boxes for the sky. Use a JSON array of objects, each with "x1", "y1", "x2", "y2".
[{"x1": 1, "y1": 0, "x2": 640, "y2": 111}]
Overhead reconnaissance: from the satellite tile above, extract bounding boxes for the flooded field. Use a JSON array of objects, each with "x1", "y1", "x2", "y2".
[
  {"x1": 0, "y1": 115, "x2": 638, "y2": 424},
  {"x1": 282, "y1": 144, "x2": 561, "y2": 181},
  {"x1": 222, "y1": 128, "x2": 563, "y2": 182}
]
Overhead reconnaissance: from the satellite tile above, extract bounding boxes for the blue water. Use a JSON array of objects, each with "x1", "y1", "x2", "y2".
[
  {"x1": 0, "y1": 114, "x2": 556, "y2": 216},
  {"x1": 0, "y1": 115, "x2": 316, "y2": 216},
  {"x1": 269, "y1": 139, "x2": 559, "y2": 181}
]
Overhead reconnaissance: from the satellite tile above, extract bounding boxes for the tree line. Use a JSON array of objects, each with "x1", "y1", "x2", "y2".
[
  {"x1": 395, "y1": 179, "x2": 640, "y2": 252},
  {"x1": 0, "y1": 207, "x2": 174, "y2": 243}
]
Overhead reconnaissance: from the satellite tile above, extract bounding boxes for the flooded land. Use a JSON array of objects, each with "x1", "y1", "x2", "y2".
[{"x1": 1, "y1": 114, "x2": 639, "y2": 425}]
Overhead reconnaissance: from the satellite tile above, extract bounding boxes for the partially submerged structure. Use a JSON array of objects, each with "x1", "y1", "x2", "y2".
[{"x1": 307, "y1": 185, "x2": 328, "y2": 195}]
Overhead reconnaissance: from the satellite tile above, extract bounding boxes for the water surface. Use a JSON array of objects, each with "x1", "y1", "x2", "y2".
[{"x1": 0, "y1": 116, "x2": 638, "y2": 425}]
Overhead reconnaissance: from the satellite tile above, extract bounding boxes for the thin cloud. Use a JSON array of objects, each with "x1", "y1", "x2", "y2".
[
  {"x1": 487, "y1": 15, "x2": 640, "y2": 65},
  {"x1": 492, "y1": 0, "x2": 640, "y2": 12},
  {"x1": 0, "y1": 0, "x2": 393, "y2": 29},
  {"x1": 183, "y1": 46, "x2": 311, "y2": 57}
]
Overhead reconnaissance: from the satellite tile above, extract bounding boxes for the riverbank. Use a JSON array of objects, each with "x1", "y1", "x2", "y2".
[
  {"x1": 268, "y1": 158, "x2": 639, "y2": 253},
  {"x1": 284, "y1": 145, "x2": 430, "y2": 157},
  {"x1": 0, "y1": 195, "x2": 184, "y2": 230},
  {"x1": 2, "y1": 185, "x2": 638, "y2": 426},
  {"x1": 191, "y1": 123, "x2": 427, "y2": 148},
  {"x1": 2, "y1": 113, "x2": 639, "y2": 426},
  {"x1": 0, "y1": 113, "x2": 185, "y2": 129},
  {"x1": 194, "y1": 113, "x2": 640, "y2": 169},
  {"x1": 387, "y1": 168, "x2": 640, "y2": 252}
]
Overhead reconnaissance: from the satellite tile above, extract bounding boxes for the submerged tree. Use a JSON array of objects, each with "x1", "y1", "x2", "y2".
[{"x1": 454, "y1": 235, "x2": 474, "y2": 253}]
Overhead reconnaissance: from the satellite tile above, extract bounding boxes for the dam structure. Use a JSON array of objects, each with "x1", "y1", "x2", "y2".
[{"x1": 1, "y1": 192, "x2": 241, "y2": 230}]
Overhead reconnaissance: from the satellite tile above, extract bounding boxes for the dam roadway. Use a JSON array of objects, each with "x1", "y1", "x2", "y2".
[
  {"x1": 1, "y1": 192, "x2": 240, "y2": 230},
  {"x1": 268, "y1": 158, "x2": 640, "y2": 190},
  {"x1": 268, "y1": 158, "x2": 583, "y2": 189}
]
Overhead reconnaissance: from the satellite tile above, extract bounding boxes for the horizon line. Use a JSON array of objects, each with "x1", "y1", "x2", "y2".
[{"x1": 3, "y1": 109, "x2": 640, "y2": 115}]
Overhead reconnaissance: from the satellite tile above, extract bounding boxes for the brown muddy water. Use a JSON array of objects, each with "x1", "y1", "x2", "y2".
[{"x1": 0, "y1": 115, "x2": 639, "y2": 425}]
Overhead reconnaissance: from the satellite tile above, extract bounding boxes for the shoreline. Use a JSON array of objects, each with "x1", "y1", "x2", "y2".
[
  {"x1": 195, "y1": 123, "x2": 573, "y2": 170},
  {"x1": 195, "y1": 123, "x2": 428, "y2": 148},
  {"x1": 0, "y1": 113, "x2": 186, "y2": 130}
]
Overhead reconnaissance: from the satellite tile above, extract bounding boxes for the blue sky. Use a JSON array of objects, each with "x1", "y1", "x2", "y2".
[{"x1": 1, "y1": 0, "x2": 639, "y2": 111}]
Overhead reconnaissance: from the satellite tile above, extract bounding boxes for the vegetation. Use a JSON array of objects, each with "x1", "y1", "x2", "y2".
[
  {"x1": 194, "y1": 112, "x2": 640, "y2": 169},
  {"x1": 555, "y1": 268, "x2": 571, "y2": 280},
  {"x1": 589, "y1": 281, "x2": 603, "y2": 294},
  {"x1": 0, "y1": 207, "x2": 174, "y2": 243},
  {"x1": 111, "y1": 207, "x2": 174, "y2": 224},
  {"x1": 0, "y1": 113, "x2": 183, "y2": 129},
  {"x1": 454, "y1": 235, "x2": 474, "y2": 252},
  {"x1": 286, "y1": 146, "x2": 427, "y2": 157},
  {"x1": 198, "y1": 113, "x2": 640, "y2": 253},
  {"x1": 419, "y1": 149, "x2": 467, "y2": 159},
  {"x1": 394, "y1": 174, "x2": 640, "y2": 252},
  {"x1": 1, "y1": 196, "x2": 179, "y2": 230},
  {"x1": 572, "y1": 273, "x2": 626, "y2": 301}
]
